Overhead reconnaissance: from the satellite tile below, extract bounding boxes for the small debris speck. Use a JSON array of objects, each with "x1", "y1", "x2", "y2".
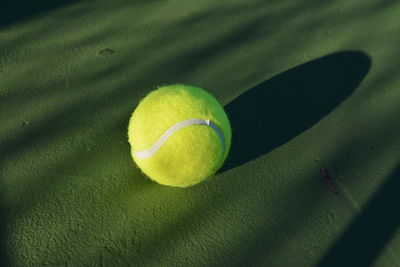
[
  {"x1": 321, "y1": 167, "x2": 339, "y2": 194},
  {"x1": 97, "y1": 48, "x2": 114, "y2": 56}
]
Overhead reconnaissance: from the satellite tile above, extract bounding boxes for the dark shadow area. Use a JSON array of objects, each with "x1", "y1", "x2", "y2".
[
  {"x1": 318, "y1": 165, "x2": 400, "y2": 267},
  {"x1": 375, "y1": 0, "x2": 400, "y2": 9},
  {"x1": 0, "y1": 0, "x2": 78, "y2": 27},
  {"x1": 0, "y1": 197, "x2": 10, "y2": 267},
  {"x1": 221, "y1": 51, "x2": 371, "y2": 171}
]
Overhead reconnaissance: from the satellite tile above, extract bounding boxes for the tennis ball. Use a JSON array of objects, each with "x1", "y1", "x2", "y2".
[{"x1": 128, "y1": 84, "x2": 231, "y2": 187}]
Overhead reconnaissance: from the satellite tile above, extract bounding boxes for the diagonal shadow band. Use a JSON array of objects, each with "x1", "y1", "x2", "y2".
[
  {"x1": 1, "y1": 0, "x2": 79, "y2": 27},
  {"x1": 0, "y1": 196, "x2": 10, "y2": 267},
  {"x1": 317, "y1": 165, "x2": 400, "y2": 267},
  {"x1": 220, "y1": 51, "x2": 371, "y2": 172}
]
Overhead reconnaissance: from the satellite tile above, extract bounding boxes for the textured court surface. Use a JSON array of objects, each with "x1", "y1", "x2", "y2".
[{"x1": 1, "y1": 0, "x2": 400, "y2": 266}]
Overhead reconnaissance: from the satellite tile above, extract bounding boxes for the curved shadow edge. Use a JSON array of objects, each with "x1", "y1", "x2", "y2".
[{"x1": 220, "y1": 50, "x2": 372, "y2": 172}]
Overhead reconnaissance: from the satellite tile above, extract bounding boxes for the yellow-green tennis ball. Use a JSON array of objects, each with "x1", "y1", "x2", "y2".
[{"x1": 128, "y1": 84, "x2": 231, "y2": 187}]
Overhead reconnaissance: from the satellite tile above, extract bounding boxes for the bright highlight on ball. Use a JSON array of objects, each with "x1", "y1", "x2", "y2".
[{"x1": 128, "y1": 84, "x2": 231, "y2": 187}]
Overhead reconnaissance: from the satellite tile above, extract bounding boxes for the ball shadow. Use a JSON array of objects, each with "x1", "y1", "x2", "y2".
[{"x1": 221, "y1": 51, "x2": 371, "y2": 171}]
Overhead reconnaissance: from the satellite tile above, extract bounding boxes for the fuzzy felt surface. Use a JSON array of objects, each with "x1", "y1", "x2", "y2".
[{"x1": 128, "y1": 85, "x2": 231, "y2": 187}]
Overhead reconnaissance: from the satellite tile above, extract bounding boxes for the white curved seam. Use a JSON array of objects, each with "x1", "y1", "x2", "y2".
[{"x1": 133, "y1": 118, "x2": 225, "y2": 159}]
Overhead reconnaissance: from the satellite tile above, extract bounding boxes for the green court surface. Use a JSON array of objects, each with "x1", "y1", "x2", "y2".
[{"x1": 1, "y1": 0, "x2": 400, "y2": 266}]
